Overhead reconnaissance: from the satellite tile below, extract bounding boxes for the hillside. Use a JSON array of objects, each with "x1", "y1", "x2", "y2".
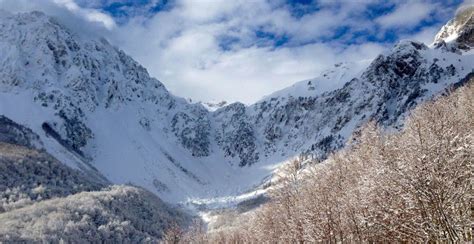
[{"x1": 0, "y1": 117, "x2": 190, "y2": 242}]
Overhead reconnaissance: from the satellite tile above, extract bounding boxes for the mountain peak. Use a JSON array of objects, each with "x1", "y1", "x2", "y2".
[
  {"x1": 434, "y1": 6, "x2": 473, "y2": 49},
  {"x1": 0, "y1": 11, "x2": 171, "y2": 110}
]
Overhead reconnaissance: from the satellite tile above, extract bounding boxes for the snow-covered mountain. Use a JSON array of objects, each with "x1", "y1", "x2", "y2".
[
  {"x1": 0, "y1": 9, "x2": 472, "y2": 204},
  {"x1": 434, "y1": 5, "x2": 473, "y2": 49}
]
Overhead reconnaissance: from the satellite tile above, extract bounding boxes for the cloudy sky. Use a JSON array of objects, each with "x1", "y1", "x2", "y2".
[{"x1": 0, "y1": 0, "x2": 471, "y2": 103}]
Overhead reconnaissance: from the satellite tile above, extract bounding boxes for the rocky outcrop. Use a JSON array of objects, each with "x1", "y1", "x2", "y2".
[{"x1": 434, "y1": 6, "x2": 473, "y2": 50}]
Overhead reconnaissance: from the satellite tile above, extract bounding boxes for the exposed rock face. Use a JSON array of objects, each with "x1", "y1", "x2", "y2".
[
  {"x1": 214, "y1": 103, "x2": 259, "y2": 166},
  {"x1": 172, "y1": 108, "x2": 211, "y2": 157},
  {"x1": 1, "y1": 11, "x2": 181, "y2": 150},
  {"x1": 235, "y1": 39, "x2": 473, "y2": 163},
  {"x1": 434, "y1": 6, "x2": 473, "y2": 49}
]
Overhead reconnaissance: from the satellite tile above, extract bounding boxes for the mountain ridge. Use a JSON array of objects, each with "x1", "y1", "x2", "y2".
[{"x1": 0, "y1": 9, "x2": 472, "y2": 203}]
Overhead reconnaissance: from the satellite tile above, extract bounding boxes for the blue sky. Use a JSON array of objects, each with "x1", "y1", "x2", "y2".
[
  {"x1": 77, "y1": 0, "x2": 463, "y2": 44},
  {"x1": 0, "y1": 0, "x2": 471, "y2": 103}
]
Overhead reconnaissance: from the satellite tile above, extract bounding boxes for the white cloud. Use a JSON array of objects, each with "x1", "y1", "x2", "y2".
[
  {"x1": 459, "y1": 0, "x2": 474, "y2": 9},
  {"x1": 0, "y1": 0, "x2": 117, "y2": 44},
  {"x1": 376, "y1": 1, "x2": 436, "y2": 29},
  {"x1": 0, "y1": 0, "x2": 456, "y2": 103},
  {"x1": 403, "y1": 26, "x2": 440, "y2": 45},
  {"x1": 52, "y1": 0, "x2": 116, "y2": 29},
  {"x1": 108, "y1": 0, "x2": 387, "y2": 103},
  {"x1": 177, "y1": 0, "x2": 242, "y2": 23},
  {"x1": 400, "y1": 0, "x2": 473, "y2": 46},
  {"x1": 120, "y1": 35, "x2": 385, "y2": 103},
  {"x1": 0, "y1": 0, "x2": 116, "y2": 30}
]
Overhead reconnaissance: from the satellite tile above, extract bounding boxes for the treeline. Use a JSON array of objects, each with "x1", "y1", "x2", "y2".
[{"x1": 164, "y1": 82, "x2": 473, "y2": 243}]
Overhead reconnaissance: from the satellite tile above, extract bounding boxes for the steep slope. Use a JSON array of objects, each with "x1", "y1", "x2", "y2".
[
  {"x1": 0, "y1": 10, "x2": 472, "y2": 204},
  {"x1": 0, "y1": 141, "x2": 105, "y2": 213},
  {"x1": 0, "y1": 185, "x2": 190, "y2": 243},
  {"x1": 241, "y1": 40, "x2": 473, "y2": 162},
  {"x1": 434, "y1": 5, "x2": 473, "y2": 50},
  {"x1": 0, "y1": 11, "x2": 223, "y2": 202},
  {"x1": 0, "y1": 117, "x2": 190, "y2": 242}
]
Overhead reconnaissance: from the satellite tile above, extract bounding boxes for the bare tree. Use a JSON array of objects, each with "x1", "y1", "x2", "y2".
[{"x1": 185, "y1": 83, "x2": 473, "y2": 243}]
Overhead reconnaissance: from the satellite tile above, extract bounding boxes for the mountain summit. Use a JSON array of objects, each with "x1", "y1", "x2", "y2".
[{"x1": 434, "y1": 5, "x2": 473, "y2": 49}]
